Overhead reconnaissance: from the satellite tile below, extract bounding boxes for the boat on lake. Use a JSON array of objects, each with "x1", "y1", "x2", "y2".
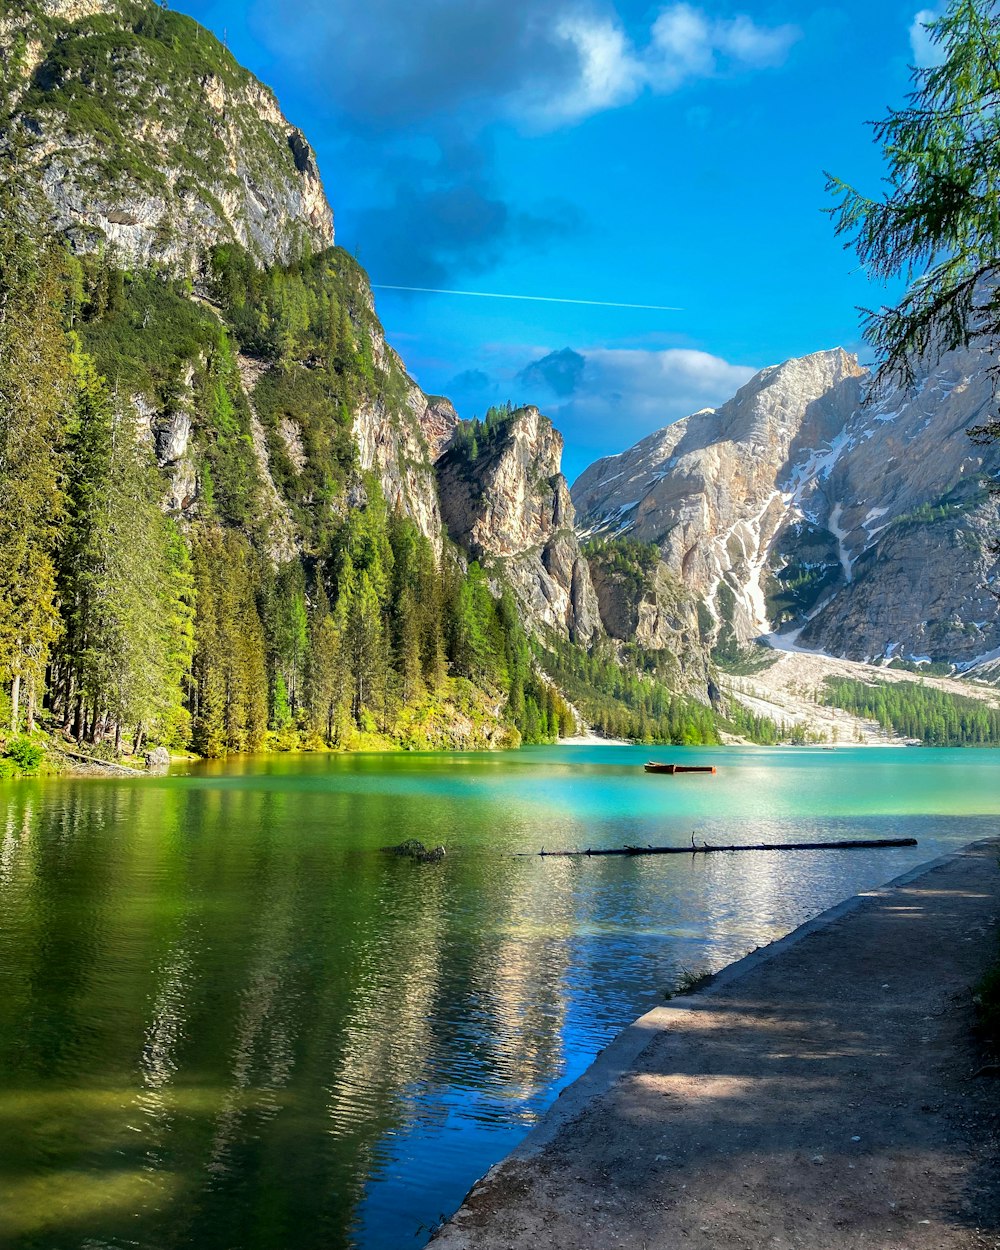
[{"x1": 644, "y1": 762, "x2": 717, "y2": 775}]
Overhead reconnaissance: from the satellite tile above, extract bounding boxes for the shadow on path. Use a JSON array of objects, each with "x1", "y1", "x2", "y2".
[{"x1": 434, "y1": 842, "x2": 1000, "y2": 1250}]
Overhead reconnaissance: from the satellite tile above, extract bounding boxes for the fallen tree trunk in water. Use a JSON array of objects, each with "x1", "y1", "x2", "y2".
[{"x1": 528, "y1": 837, "x2": 918, "y2": 858}]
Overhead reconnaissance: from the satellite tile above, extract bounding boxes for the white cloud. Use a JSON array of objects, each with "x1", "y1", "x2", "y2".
[
  {"x1": 910, "y1": 8, "x2": 946, "y2": 67},
  {"x1": 517, "y1": 344, "x2": 757, "y2": 470},
  {"x1": 648, "y1": 5, "x2": 715, "y2": 86},
  {"x1": 520, "y1": 4, "x2": 802, "y2": 126},
  {"x1": 551, "y1": 15, "x2": 644, "y2": 119},
  {"x1": 577, "y1": 346, "x2": 756, "y2": 429},
  {"x1": 717, "y1": 14, "x2": 802, "y2": 67}
]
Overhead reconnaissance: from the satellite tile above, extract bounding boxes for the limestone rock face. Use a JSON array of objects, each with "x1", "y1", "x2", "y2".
[
  {"x1": 792, "y1": 343, "x2": 1000, "y2": 663},
  {"x1": 573, "y1": 346, "x2": 1000, "y2": 666},
  {"x1": 436, "y1": 407, "x2": 600, "y2": 642},
  {"x1": 421, "y1": 397, "x2": 461, "y2": 462},
  {"x1": 350, "y1": 344, "x2": 454, "y2": 552},
  {"x1": 0, "y1": 0, "x2": 334, "y2": 270},
  {"x1": 586, "y1": 549, "x2": 710, "y2": 691}
]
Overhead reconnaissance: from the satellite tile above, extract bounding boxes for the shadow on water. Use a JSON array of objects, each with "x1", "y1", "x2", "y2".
[{"x1": 459, "y1": 860, "x2": 1000, "y2": 1245}]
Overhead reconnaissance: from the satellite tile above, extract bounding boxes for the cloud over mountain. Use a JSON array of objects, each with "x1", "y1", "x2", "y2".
[
  {"x1": 249, "y1": 2, "x2": 800, "y2": 283},
  {"x1": 446, "y1": 343, "x2": 758, "y2": 476}
]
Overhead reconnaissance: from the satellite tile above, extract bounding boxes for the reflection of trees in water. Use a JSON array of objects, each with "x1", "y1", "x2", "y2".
[{"x1": 0, "y1": 775, "x2": 582, "y2": 1250}]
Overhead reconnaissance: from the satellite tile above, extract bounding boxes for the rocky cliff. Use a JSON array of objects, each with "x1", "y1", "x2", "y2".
[
  {"x1": 353, "y1": 317, "x2": 460, "y2": 553},
  {"x1": 0, "y1": 1, "x2": 466, "y2": 554},
  {"x1": 437, "y1": 408, "x2": 600, "y2": 642},
  {"x1": 0, "y1": 0, "x2": 333, "y2": 269},
  {"x1": 573, "y1": 346, "x2": 1000, "y2": 667}
]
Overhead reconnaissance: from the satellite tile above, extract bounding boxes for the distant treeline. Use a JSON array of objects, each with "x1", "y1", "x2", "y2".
[
  {"x1": 537, "y1": 637, "x2": 720, "y2": 744},
  {"x1": 721, "y1": 700, "x2": 818, "y2": 746},
  {"x1": 822, "y1": 677, "x2": 1000, "y2": 746}
]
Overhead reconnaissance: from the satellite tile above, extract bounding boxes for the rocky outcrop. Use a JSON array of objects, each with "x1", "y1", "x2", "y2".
[
  {"x1": 421, "y1": 396, "x2": 461, "y2": 462},
  {"x1": 573, "y1": 345, "x2": 1000, "y2": 667},
  {"x1": 790, "y1": 342, "x2": 1000, "y2": 663},
  {"x1": 574, "y1": 350, "x2": 865, "y2": 641},
  {"x1": 587, "y1": 554, "x2": 710, "y2": 692},
  {"x1": 351, "y1": 337, "x2": 455, "y2": 551},
  {"x1": 436, "y1": 407, "x2": 600, "y2": 642},
  {"x1": 0, "y1": 0, "x2": 334, "y2": 270}
]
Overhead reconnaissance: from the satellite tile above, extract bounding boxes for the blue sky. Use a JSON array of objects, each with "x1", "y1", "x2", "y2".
[{"x1": 175, "y1": 0, "x2": 936, "y2": 480}]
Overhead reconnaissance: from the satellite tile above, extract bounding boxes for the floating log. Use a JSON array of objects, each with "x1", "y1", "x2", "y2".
[
  {"x1": 645, "y1": 762, "x2": 716, "y2": 774},
  {"x1": 529, "y1": 837, "x2": 917, "y2": 858}
]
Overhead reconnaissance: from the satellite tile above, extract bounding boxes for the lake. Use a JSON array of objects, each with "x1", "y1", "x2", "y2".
[{"x1": 1, "y1": 745, "x2": 998, "y2": 1249}]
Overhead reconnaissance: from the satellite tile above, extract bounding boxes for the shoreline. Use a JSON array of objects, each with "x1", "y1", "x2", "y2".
[
  {"x1": 7, "y1": 737, "x2": 994, "y2": 783},
  {"x1": 432, "y1": 840, "x2": 1000, "y2": 1248}
]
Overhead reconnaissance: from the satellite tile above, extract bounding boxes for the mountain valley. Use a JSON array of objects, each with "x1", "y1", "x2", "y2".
[{"x1": 1, "y1": 0, "x2": 998, "y2": 761}]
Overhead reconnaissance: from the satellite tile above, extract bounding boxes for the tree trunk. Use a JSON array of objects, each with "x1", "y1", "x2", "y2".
[
  {"x1": 73, "y1": 695, "x2": 84, "y2": 742},
  {"x1": 25, "y1": 677, "x2": 35, "y2": 734},
  {"x1": 114, "y1": 721, "x2": 122, "y2": 756},
  {"x1": 10, "y1": 673, "x2": 20, "y2": 732}
]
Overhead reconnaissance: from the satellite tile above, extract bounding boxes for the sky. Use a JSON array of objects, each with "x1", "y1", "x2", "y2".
[{"x1": 174, "y1": 0, "x2": 940, "y2": 481}]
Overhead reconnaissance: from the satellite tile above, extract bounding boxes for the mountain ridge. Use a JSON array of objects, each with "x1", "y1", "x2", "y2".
[
  {"x1": 0, "y1": 0, "x2": 996, "y2": 765},
  {"x1": 572, "y1": 343, "x2": 1000, "y2": 670},
  {"x1": 0, "y1": 0, "x2": 334, "y2": 268}
]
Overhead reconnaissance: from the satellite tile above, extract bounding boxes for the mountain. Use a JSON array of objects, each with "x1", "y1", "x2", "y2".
[
  {"x1": 573, "y1": 345, "x2": 1000, "y2": 669},
  {"x1": 0, "y1": 0, "x2": 333, "y2": 268},
  {"x1": 2, "y1": 0, "x2": 996, "y2": 768},
  {"x1": 0, "y1": 0, "x2": 588, "y2": 760},
  {"x1": 436, "y1": 406, "x2": 600, "y2": 643}
]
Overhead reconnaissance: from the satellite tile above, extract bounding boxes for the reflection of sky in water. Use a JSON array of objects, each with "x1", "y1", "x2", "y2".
[{"x1": 0, "y1": 745, "x2": 998, "y2": 1250}]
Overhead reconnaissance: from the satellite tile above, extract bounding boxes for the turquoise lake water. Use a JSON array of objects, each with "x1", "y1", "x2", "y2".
[{"x1": 0, "y1": 744, "x2": 997, "y2": 1248}]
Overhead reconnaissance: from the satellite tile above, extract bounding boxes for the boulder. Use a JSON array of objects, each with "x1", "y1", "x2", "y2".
[{"x1": 145, "y1": 746, "x2": 171, "y2": 772}]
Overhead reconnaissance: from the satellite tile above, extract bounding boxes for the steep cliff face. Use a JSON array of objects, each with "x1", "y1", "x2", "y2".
[
  {"x1": 574, "y1": 350, "x2": 866, "y2": 642},
  {"x1": 791, "y1": 342, "x2": 1000, "y2": 663},
  {"x1": 436, "y1": 408, "x2": 600, "y2": 642},
  {"x1": 0, "y1": 0, "x2": 333, "y2": 269},
  {"x1": 352, "y1": 325, "x2": 460, "y2": 552},
  {"x1": 0, "y1": 1, "x2": 462, "y2": 554},
  {"x1": 573, "y1": 346, "x2": 1000, "y2": 667}
]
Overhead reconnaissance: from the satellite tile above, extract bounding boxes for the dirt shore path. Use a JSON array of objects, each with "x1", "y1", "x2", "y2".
[{"x1": 434, "y1": 842, "x2": 1000, "y2": 1250}]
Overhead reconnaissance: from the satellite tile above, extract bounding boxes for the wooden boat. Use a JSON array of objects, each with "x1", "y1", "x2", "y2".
[{"x1": 644, "y1": 762, "x2": 717, "y2": 775}]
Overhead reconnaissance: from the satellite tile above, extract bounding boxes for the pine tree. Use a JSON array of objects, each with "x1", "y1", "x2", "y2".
[
  {"x1": 828, "y1": 0, "x2": 1000, "y2": 410},
  {"x1": 190, "y1": 528, "x2": 268, "y2": 756},
  {"x1": 0, "y1": 183, "x2": 71, "y2": 730},
  {"x1": 306, "y1": 573, "x2": 347, "y2": 745},
  {"x1": 56, "y1": 351, "x2": 186, "y2": 751}
]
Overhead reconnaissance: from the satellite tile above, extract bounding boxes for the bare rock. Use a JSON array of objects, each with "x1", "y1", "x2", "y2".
[
  {"x1": 437, "y1": 407, "x2": 601, "y2": 642},
  {"x1": 573, "y1": 345, "x2": 1000, "y2": 667}
]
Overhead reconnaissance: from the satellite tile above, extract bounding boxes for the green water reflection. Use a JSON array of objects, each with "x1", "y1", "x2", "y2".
[{"x1": 0, "y1": 745, "x2": 997, "y2": 1248}]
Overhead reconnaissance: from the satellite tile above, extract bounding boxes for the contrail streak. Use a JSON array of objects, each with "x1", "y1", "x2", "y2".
[{"x1": 372, "y1": 284, "x2": 683, "y2": 311}]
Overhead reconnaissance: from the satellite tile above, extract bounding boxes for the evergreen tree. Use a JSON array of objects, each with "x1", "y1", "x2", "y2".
[
  {"x1": 305, "y1": 572, "x2": 348, "y2": 745},
  {"x1": 56, "y1": 352, "x2": 186, "y2": 751},
  {"x1": 828, "y1": 0, "x2": 1000, "y2": 417},
  {"x1": 0, "y1": 184, "x2": 71, "y2": 730},
  {"x1": 190, "y1": 529, "x2": 269, "y2": 756}
]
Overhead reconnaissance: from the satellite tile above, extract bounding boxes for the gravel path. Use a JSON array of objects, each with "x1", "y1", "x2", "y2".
[{"x1": 433, "y1": 842, "x2": 1000, "y2": 1250}]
